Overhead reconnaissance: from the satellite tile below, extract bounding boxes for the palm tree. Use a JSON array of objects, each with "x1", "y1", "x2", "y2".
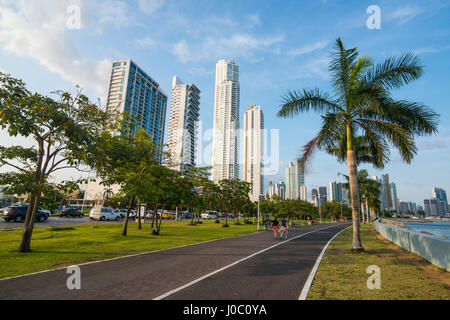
[
  {"x1": 278, "y1": 38, "x2": 439, "y2": 251},
  {"x1": 340, "y1": 170, "x2": 381, "y2": 224}
]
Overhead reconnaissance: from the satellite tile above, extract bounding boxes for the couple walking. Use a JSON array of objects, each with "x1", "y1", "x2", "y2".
[{"x1": 271, "y1": 217, "x2": 288, "y2": 240}]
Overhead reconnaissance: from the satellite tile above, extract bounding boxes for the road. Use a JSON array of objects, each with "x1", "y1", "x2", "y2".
[
  {"x1": 0, "y1": 216, "x2": 123, "y2": 228},
  {"x1": 0, "y1": 222, "x2": 350, "y2": 300}
]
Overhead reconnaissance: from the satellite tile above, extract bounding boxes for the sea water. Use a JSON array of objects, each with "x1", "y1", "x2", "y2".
[{"x1": 403, "y1": 221, "x2": 450, "y2": 239}]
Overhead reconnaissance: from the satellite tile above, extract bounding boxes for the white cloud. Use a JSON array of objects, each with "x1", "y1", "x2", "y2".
[
  {"x1": 389, "y1": 6, "x2": 422, "y2": 24},
  {"x1": 134, "y1": 36, "x2": 158, "y2": 48},
  {"x1": 97, "y1": 0, "x2": 132, "y2": 28},
  {"x1": 172, "y1": 33, "x2": 284, "y2": 63},
  {"x1": 247, "y1": 14, "x2": 261, "y2": 28},
  {"x1": 288, "y1": 41, "x2": 329, "y2": 56},
  {"x1": 172, "y1": 40, "x2": 191, "y2": 63},
  {"x1": 0, "y1": 0, "x2": 111, "y2": 96},
  {"x1": 138, "y1": 0, "x2": 165, "y2": 15},
  {"x1": 295, "y1": 58, "x2": 329, "y2": 80}
]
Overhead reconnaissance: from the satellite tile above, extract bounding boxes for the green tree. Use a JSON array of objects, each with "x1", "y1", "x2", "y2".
[
  {"x1": 277, "y1": 38, "x2": 439, "y2": 251},
  {"x1": 0, "y1": 73, "x2": 109, "y2": 252},
  {"x1": 93, "y1": 124, "x2": 166, "y2": 236}
]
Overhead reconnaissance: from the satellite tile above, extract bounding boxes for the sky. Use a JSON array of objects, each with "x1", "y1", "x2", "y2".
[{"x1": 0, "y1": 0, "x2": 449, "y2": 205}]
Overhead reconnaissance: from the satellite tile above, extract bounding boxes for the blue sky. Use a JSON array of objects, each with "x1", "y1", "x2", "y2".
[{"x1": 0, "y1": 0, "x2": 449, "y2": 204}]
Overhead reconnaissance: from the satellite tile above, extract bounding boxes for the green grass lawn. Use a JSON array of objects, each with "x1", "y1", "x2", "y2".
[
  {"x1": 308, "y1": 223, "x2": 450, "y2": 300},
  {"x1": 0, "y1": 220, "x2": 260, "y2": 279}
]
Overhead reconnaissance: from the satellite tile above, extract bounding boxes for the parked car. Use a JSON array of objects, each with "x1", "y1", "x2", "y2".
[
  {"x1": 58, "y1": 207, "x2": 83, "y2": 218},
  {"x1": 1, "y1": 205, "x2": 48, "y2": 222},
  {"x1": 115, "y1": 209, "x2": 128, "y2": 218},
  {"x1": 38, "y1": 207, "x2": 51, "y2": 217},
  {"x1": 201, "y1": 211, "x2": 218, "y2": 220},
  {"x1": 89, "y1": 207, "x2": 120, "y2": 221}
]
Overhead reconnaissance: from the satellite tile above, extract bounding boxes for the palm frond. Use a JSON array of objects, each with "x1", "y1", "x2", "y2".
[
  {"x1": 357, "y1": 119, "x2": 417, "y2": 163},
  {"x1": 364, "y1": 53, "x2": 423, "y2": 90},
  {"x1": 329, "y1": 38, "x2": 359, "y2": 100},
  {"x1": 277, "y1": 88, "x2": 341, "y2": 118}
]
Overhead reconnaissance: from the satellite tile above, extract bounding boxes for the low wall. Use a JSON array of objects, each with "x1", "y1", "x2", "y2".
[{"x1": 374, "y1": 220, "x2": 450, "y2": 272}]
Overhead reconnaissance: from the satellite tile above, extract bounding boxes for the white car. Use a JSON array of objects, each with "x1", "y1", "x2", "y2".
[{"x1": 90, "y1": 208, "x2": 120, "y2": 221}]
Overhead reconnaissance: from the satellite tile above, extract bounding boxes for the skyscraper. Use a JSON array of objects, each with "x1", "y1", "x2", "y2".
[
  {"x1": 276, "y1": 182, "x2": 286, "y2": 200},
  {"x1": 243, "y1": 104, "x2": 264, "y2": 202},
  {"x1": 167, "y1": 76, "x2": 200, "y2": 172},
  {"x1": 105, "y1": 59, "x2": 168, "y2": 150},
  {"x1": 433, "y1": 187, "x2": 448, "y2": 212},
  {"x1": 268, "y1": 181, "x2": 275, "y2": 199},
  {"x1": 285, "y1": 158, "x2": 305, "y2": 200},
  {"x1": 372, "y1": 174, "x2": 399, "y2": 212},
  {"x1": 329, "y1": 181, "x2": 345, "y2": 202},
  {"x1": 300, "y1": 184, "x2": 307, "y2": 202},
  {"x1": 88, "y1": 59, "x2": 168, "y2": 200},
  {"x1": 319, "y1": 186, "x2": 327, "y2": 205},
  {"x1": 311, "y1": 188, "x2": 319, "y2": 207},
  {"x1": 211, "y1": 59, "x2": 240, "y2": 183}
]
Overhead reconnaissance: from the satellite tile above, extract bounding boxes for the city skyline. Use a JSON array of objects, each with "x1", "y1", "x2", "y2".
[{"x1": 0, "y1": 1, "x2": 449, "y2": 203}]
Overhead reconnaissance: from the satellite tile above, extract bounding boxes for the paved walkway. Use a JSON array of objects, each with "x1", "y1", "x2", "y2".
[{"x1": 0, "y1": 223, "x2": 350, "y2": 300}]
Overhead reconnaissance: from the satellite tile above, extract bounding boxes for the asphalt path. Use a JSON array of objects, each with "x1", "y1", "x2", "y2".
[{"x1": 0, "y1": 222, "x2": 350, "y2": 300}]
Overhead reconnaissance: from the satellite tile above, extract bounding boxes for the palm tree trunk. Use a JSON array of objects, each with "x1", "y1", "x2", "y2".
[
  {"x1": 365, "y1": 200, "x2": 370, "y2": 223},
  {"x1": 347, "y1": 149, "x2": 363, "y2": 251}
]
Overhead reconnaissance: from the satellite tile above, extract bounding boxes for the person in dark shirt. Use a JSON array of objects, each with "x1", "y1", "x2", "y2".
[
  {"x1": 272, "y1": 218, "x2": 279, "y2": 239},
  {"x1": 280, "y1": 218, "x2": 288, "y2": 240}
]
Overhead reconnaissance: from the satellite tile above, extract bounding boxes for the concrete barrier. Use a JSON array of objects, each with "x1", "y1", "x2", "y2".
[{"x1": 374, "y1": 220, "x2": 450, "y2": 272}]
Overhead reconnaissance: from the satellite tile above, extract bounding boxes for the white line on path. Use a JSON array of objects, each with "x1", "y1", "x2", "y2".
[
  {"x1": 153, "y1": 224, "x2": 344, "y2": 300},
  {"x1": 298, "y1": 226, "x2": 351, "y2": 300}
]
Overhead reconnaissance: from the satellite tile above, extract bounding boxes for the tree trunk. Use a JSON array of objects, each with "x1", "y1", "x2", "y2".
[
  {"x1": 137, "y1": 205, "x2": 142, "y2": 230},
  {"x1": 365, "y1": 200, "x2": 370, "y2": 223},
  {"x1": 151, "y1": 204, "x2": 158, "y2": 229},
  {"x1": 122, "y1": 195, "x2": 136, "y2": 236},
  {"x1": 361, "y1": 202, "x2": 366, "y2": 224},
  {"x1": 347, "y1": 149, "x2": 363, "y2": 251},
  {"x1": 19, "y1": 193, "x2": 41, "y2": 253}
]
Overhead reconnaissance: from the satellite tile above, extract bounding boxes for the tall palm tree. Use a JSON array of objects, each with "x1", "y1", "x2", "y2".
[{"x1": 277, "y1": 38, "x2": 439, "y2": 251}]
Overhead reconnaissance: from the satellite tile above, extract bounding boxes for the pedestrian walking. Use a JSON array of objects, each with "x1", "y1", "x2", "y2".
[
  {"x1": 280, "y1": 217, "x2": 288, "y2": 240},
  {"x1": 272, "y1": 217, "x2": 279, "y2": 239}
]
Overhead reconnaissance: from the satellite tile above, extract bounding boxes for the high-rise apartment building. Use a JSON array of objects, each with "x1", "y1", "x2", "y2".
[
  {"x1": 105, "y1": 59, "x2": 168, "y2": 150},
  {"x1": 167, "y1": 76, "x2": 200, "y2": 172},
  {"x1": 330, "y1": 181, "x2": 347, "y2": 202},
  {"x1": 372, "y1": 174, "x2": 399, "y2": 212},
  {"x1": 276, "y1": 182, "x2": 286, "y2": 200},
  {"x1": 88, "y1": 59, "x2": 168, "y2": 201},
  {"x1": 311, "y1": 188, "x2": 319, "y2": 207},
  {"x1": 432, "y1": 187, "x2": 448, "y2": 212},
  {"x1": 211, "y1": 59, "x2": 240, "y2": 183},
  {"x1": 243, "y1": 104, "x2": 264, "y2": 202},
  {"x1": 268, "y1": 181, "x2": 275, "y2": 199},
  {"x1": 300, "y1": 184, "x2": 307, "y2": 202},
  {"x1": 319, "y1": 186, "x2": 327, "y2": 205},
  {"x1": 285, "y1": 158, "x2": 305, "y2": 200}
]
